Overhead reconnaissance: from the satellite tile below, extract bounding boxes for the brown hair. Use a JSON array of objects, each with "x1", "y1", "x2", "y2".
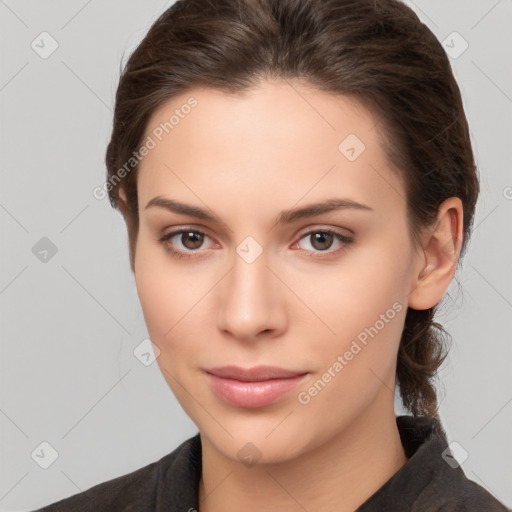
[{"x1": 105, "y1": 0, "x2": 479, "y2": 418}]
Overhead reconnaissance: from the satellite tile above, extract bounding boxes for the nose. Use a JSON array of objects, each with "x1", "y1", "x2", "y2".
[{"x1": 215, "y1": 245, "x2": 287, "y2": 343}]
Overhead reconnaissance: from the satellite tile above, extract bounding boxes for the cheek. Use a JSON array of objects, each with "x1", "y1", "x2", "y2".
[
  {"x1": 295, "y1": 269, "x2": 407, "y2": 427},
  {"x1": 134, "y1": 234, "x2": 186, "y2": 341},
  {"x1": 309, "y1": 251, "x2": 408, "y2": 340},
  {"x1": 134, "y1": 244, "x2": 197, "y2": 401},
  {"x1": 304, "y1": 238, "x2": 410, "y2": 387},
  {"x1": 134, "y1": 233, "x2": 213, "y2": 371}
]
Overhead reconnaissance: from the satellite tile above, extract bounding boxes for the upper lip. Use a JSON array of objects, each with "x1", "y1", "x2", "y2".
[{"x1": 205, "y1": 365, "x2": 308, "y2": 382}]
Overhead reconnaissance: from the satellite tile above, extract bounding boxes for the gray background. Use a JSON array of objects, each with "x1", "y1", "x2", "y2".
[{"x1": 1, "y1": 1, "x2": 511, "y2": 510}]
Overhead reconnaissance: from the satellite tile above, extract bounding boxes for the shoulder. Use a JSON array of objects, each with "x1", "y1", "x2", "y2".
[
  {"x1": 34, "y1": 459, "x2": 160, "y2": 512},
  {"x1": 437, "y1": 479, "x2": 511, "y2": 512},
  {"x1": 405, "y1": 417, "x2": 510, "y2": 511},
  {"x1": 29, "y1": 434, "x2": 201, "y2": 512},
  {"x1": 358, "y1": 416, "x2": 510, "y2": 511}
]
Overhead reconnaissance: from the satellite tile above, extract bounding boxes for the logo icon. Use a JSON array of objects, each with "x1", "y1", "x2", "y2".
[
  {"x1": 236, "y1": 236, "x2": 263, "y2": 264},
  {"x1": 31, "y1": 32, "x2": 59, "y2": 59},
  {"x1": 32, "y1": 237, "x2": 58, "y2": 263},
  {"x1": 338, "y1": 134, "x2": 366, "y2": 161},
  {"x1": 134, "y1": 338, "x2": 161, "y2": 366},
  {"x1": 31, "y1": 441, "x2": 59, "y2": 469},
  {"x1": 442, "y1": 32, "x2": 469, "y2": 59}
]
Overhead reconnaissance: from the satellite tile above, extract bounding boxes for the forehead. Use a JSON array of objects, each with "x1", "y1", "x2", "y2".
[
  {"x1": 137, "y1": 79, "x2": 404, "y2": 217},
  {"x1": 143, "y1": 78, "x2": 381, "y2": 154}
]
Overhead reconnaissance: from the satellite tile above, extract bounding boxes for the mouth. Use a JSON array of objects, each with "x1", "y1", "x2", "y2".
[{"x1": 204, "y1": 365, "x2": 309, "y2": 408}]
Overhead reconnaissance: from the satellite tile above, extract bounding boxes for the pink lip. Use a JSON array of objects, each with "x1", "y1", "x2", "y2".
[{"x1": 204, "y1": 365, "x2": 309, "y2": 408}]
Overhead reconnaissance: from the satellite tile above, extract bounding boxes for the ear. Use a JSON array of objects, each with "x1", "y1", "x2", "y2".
[
  {"x1": 116, "y1": 187, "x2": 137, "y2": 274},
  {"x1": 408, "y1": 197, "x2": 464, "y2": 310},
  {"x1": 116, "y1": 187, "x2": 130, "y2": 218}
]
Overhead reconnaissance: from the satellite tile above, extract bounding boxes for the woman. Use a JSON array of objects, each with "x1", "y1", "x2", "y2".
[{"x1": 33, "y1": 0, "x2": 509, "y2": 510}]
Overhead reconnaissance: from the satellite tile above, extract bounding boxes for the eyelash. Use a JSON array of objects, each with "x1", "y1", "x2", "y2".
[{"x1": 158, "y1": 228, "x2": 354, "y2": 260}]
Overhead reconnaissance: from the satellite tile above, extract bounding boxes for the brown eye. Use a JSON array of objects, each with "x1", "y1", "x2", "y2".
[
  {"x1": 309, "y1": 232, "x2": 335, "y2": 251},
  {"x1": 295, "y1": 229, "x2": 354, "y2": 258},
  {"x1": 179, "y1": 231, "x2": 205, "y2": 250},
  {"x1": 159, "y1": 228, "x2": 212, "y2": 259}
]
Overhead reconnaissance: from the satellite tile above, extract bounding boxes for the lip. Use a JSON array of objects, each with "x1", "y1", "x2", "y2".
[
  {"x1": 204, "y1": 365, "x2": 309, "y2": 408},
  {"x1": 205, "y1": 365, "x2": 308, "y2": 381}
]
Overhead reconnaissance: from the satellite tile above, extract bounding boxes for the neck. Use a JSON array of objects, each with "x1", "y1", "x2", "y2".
[{"x1": 198, "y1": 397, "x2": 408, "y2": 512}]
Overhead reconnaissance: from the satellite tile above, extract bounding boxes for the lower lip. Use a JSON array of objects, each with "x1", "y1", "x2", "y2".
[{"x1": 205, "y1": 372, "x2": 309, "y2": 408}]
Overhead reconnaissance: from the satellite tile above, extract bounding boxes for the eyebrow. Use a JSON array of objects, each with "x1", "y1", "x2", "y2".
[{"x1": 145, "y1": 196, "x2": 373, "y2": 225}]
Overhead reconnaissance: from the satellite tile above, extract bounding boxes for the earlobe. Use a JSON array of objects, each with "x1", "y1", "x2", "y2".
[
  {"x1": 408, "y1": 197, "x2": 464, "y2": 310},
  {"x1": 117, "y1": 188, "x2": 130, "y2": 217},
  {"x1": 116, "y1": 187, "x2": 137, "y2": 275}
]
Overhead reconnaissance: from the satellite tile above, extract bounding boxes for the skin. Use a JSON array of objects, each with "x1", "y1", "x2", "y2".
[{"x1": 118, "y1": 79, "x2": 463, "y2": 512}]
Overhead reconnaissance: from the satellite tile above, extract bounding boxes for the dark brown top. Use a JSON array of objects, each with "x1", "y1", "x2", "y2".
[{"x1": 32, "y1": 415, "x2": 510, "y2": 511}]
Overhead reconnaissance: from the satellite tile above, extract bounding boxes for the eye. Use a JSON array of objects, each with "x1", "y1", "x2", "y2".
[
  {"x1": 294, "y1": 229, "x2": 353, "y2": 257},
  {"x1": 159, "y1": 228, "x2": 214, "y2": 259},
  {"x1": 159, "y1": 227, "x2": 354, "y2": 260}
]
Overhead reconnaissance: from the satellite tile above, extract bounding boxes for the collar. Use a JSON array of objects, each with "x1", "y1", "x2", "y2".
[{"x1": 157, "y1": 415, "x2": 505, "y2": 511}]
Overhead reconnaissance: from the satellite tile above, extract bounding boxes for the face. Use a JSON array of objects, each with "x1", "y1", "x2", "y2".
[{"x1": 133, "y1": 79, "x2": 423, "y2": 464}]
